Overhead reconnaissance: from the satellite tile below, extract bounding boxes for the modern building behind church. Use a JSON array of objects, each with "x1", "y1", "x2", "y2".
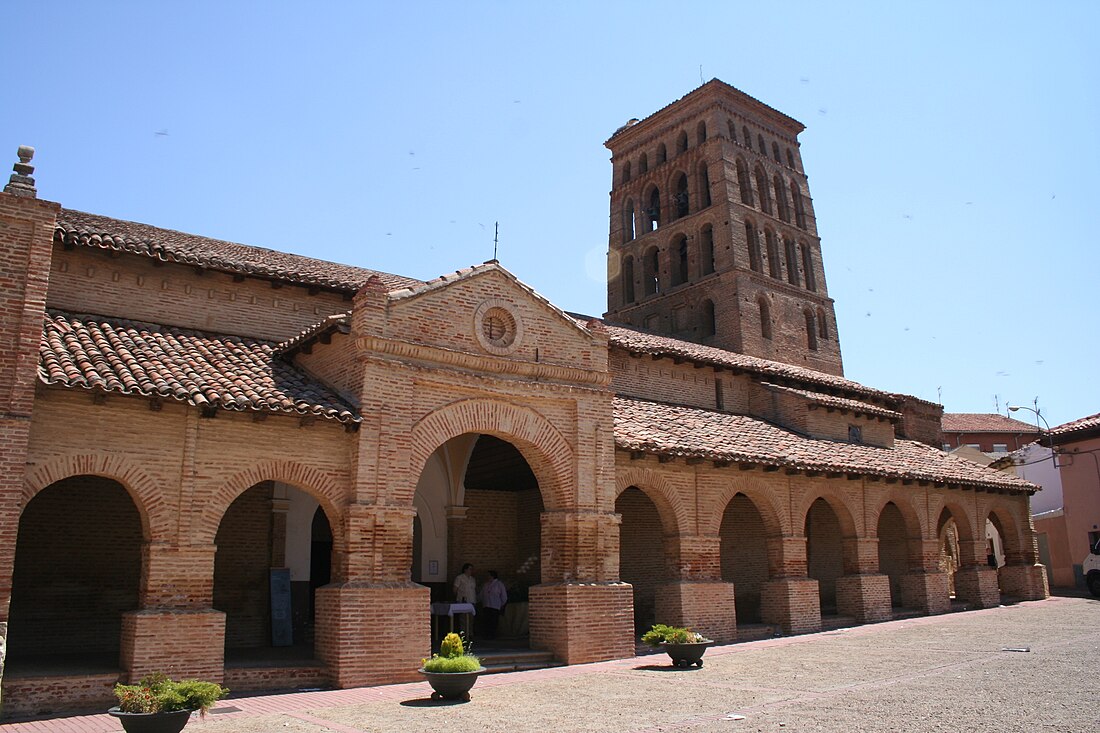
[{"x1": 0, "y1": 80, "x2": 1047, "y2": 718}]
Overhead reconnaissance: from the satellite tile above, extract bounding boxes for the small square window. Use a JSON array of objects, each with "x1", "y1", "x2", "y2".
[
  {"x1": 992, "y1": 444, "x2": 1008, "y2": 453},
  {"x1": 942, "y1": 443, "x2": 951, "y2": 451},
  {"x1": 848, "y1": 425, "x2": 862, "y2": 443}
]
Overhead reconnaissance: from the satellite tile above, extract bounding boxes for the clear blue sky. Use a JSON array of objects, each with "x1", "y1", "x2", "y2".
[{"x1": 5, "y1": 2, "x2": 1097, "y2": 428}]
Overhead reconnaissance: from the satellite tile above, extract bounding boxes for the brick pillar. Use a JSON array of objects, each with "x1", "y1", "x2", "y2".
[
  {"x1": 899, "y1": 539, "x2": 950, "y2": 615},
  {"x1": 654, "y1": 535, "x2": 735, "y2": 643},
  {"x1": 954, "y1": 540, "x2": 1000, "y2": 609},
  {"x1": 999, "y1": 564, "x2": 1048, "y2": 600},
  {"x1": 835, "y1": 538, "x2": 891, "y2": 623},
  {"x1": 315, "y1": 504, "x2": 431, "y2": 688},
  {"x1": 0, "y1": 175, "x2": 59, "y2": 711},
  {"x1": 761, "y1": 535, "x2": 820, "y2": 634},
  {"x1": 529, "y1": 511, "x2": 633, "y2": 664},
  {"x1": 120, "y1": 544, "x2": 226, "y2": 683}
]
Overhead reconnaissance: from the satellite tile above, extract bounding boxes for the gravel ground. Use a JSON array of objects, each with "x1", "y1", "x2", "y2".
[{"x1": 17, "y1": 597, "x2": 1100, "y2": 733}]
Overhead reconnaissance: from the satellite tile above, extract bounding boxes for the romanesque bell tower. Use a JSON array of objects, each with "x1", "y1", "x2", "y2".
[{"x1": 604, "y1": 80, "x2": 843, "y2": 376}]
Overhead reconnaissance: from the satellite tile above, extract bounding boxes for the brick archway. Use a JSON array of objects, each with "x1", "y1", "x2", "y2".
[
  {"x1": 614, "y1": 467, "x2": 687, "y2": 536},
  {"x1": 706, "y1": 483, "x2": 786, "y2": 537},
  {"x1": 195, "y1": 460, "x2": 347, "y2": 548},
  {"x1": 23, "y1": 453, "x2": 162, "y2": 541},
  {"x1": 408, "y1": 398, "x2": 574, "y2": 511}
]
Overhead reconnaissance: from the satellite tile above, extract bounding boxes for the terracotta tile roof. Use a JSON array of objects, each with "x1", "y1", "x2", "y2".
[
  {"x1": 613, "y1": 396, "x2": 1036, "y2": 493},
  {"x1": 759, "y1": 382, "x2": 902, "y2": 421},
  {"x1": 40, "y1": 310, "x2": 360, "y2": 424},
  {"x1": 1048, "y1": 411, "x2": 1100, "y2": 438},
  {"x1": 594, "y1": 319, "x2": 893, "y2": 402},
  {"x1": 275, "y1": 312, "x2": 352, "y2": 357},
  {"x1": 55, "y1": 209, "x2": 421, "y2": 292},
  {"x1": 941, "y1": 413, "x2": 1041, "y2": 434}
]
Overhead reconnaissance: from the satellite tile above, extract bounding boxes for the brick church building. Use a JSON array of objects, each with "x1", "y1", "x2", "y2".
[{"x1": 0, "y1": 80, "x2": 1047, "y2": 716}]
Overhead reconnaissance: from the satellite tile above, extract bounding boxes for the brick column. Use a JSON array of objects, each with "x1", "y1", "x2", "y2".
[
  {"x1": 999, "y1": 526, "x2": 1048, "y2": 600},
  {"x1": 954, "y1": 540, "x2": 1000, "y2": 609},
  {"x1": 900, "y1": 539, "x2": 950, "y2": 614},
  {"x1": 835, "y1": 538, "x2": 891, "y2": 623},
  {"x1": 529, "y1": 511, "x2": 633, "y2": 664},
  {"x1": 315, "y1": 504, "x2": 430, "y2": 688},
  {"x1": 761, "y1": 535, "x2": 820, "y2": 634},
  {"x1": 120, "y1": 544, "x2": 226, "y2": 682},
  {"x1": 654, "y1": 535, "x2": 735, "y2": 643},
  {"x1": 0, "y1": 178, "x2": 59, "y2": 704}
]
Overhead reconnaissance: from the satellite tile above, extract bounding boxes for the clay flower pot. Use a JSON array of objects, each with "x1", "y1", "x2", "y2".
[
  {"x1": 663, "y1": 640, "x2": 713, "y2": 668},
  {"x1": 418, "y1": 666, "x2": 487, "y2": 701},
  {"x1": 108, "y1": 707, "x2": 192, "y2": 733}
]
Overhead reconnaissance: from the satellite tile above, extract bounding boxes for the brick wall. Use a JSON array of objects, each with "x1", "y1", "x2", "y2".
[
  {"x1": 8, "y1": 476, "x2": 141, "y2": 658},
  {"x1": 719, "y1": 494, "x2": 770, "y2": 623},
  {"x1": 616, "y1": 487, "x2": 667, "y2": 630},
  {"x1": 214, "y1": 482, "x2": 273, "y2": 649}
]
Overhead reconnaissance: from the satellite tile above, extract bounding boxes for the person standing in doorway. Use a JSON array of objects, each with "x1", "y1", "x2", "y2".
[
  {"x1": 479, "y1": 570, "x2": 508, "y2": 639},
  {"x1": 453, "y1": 562, "x2": 477, "y2": 604}
]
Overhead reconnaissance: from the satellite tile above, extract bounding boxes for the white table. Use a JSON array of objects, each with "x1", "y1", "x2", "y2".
[{"x1": 431, "y1": 602, "x2": 476, "y2": 641}]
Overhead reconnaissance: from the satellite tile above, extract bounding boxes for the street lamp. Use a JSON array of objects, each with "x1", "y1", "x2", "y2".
[{"x1": 1008, "y1": 405, "x2": 1057, "y2": 467}]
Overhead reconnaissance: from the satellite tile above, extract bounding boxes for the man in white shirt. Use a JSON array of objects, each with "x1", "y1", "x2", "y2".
[{"x1": 453, "y1": 562, "x2": 476, "y2": 604}]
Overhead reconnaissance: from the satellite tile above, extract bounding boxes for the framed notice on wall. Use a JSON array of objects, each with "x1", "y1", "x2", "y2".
[{"x1": 270, "y1": 568, "x2": 292, "y2": 647}]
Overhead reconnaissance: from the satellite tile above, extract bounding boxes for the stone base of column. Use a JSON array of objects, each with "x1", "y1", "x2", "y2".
[
  {"x1": 954, "y1": 566, "x2": 1000, "y2": 608},
  {"x1": 529, "y1": 582, "x2": 634, "y2": 664},
  {"x1": 315, "y1": 583, "x2": 429, "y2": 688},
  {"x1": 653, "y1": 581, "x2": 736, "y2": 643},
  {"x1": 761, "y1": 578, "x2": 820, "y2": 634},
  {"x1": 900, "y1": 571, "x2": 950, "y2": 614},
  {"x1": 836, "y1": 574, "x2": 892, "y2": 623},
  {"x1": 998, "y1": 563, "x2": 1049, "y2": 600},
  {"x1": 120, "y1": 609, "x2": 226, "y2": 683}
]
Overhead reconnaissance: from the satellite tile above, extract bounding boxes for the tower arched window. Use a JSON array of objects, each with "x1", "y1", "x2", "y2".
[
  {"x1": 736, "y1": 158, "x2": 753, "y2": 205},
  {"x1": 672, "y1": 234, "x2": 689, "y2": 286},
  {"x1": 623, "y1": 198, "x2": 636, "y2": 243},
  {"x1": 784, "y1": 238, "x2": 800, "y2": 287},
  {"x1": 728, "y1": 120, "x2": 737, "y2": 143},
  {"x1": 701, "y1": 299, "x2": 716, "y2": 337},
  {"x1": 786, "y1": 148, "x2": 796, "y2": 169},
  {"x1": 656, "y1": 143, "x2": 667, "y2": 165},
  {"x1": 639, "y1": 153, "x2": 648, "y2": 173},
  {"x1": 765, "y1": 228, "x2": 781, "y2": 279},
  {"x1": 805, "y1": 310, "x2": 819, "y2": 351},
  {"x1": 673, "y1": 173, "x2": 689, "y2": 219},
  {"x1": 801, "y1": 241, "x2": 816, "y2": 291},
  {"x1": 622, "y1": 161, "x2": 632, "y2": 184},
  {"x1": 772, "y1": 141, "x2": 781, "y2": 163},
  {"x1": 742, "y1": 125, "x2": 751, "y2": 148},
  {"x1": 677, "y1": 130, "x2": 689, "y2": 154},
  {"x1": 622, "y1": 255, "x2": 635, "y2": 305},
  {"x1": 817, "y1": 307, "x2": 828, "y2": 339},
  {"x1": 791, "y1": 181, "x2": 807, "y2": 230},
  {"x1": 758, "y1": 297, "x2": 772, "y2": 340},
  {"x1": 774, "y1": 175, "x2": 790, "y2": 223},
  {"x1": 700, "y1": 224, "x2": 715, "y2": 275},
  {"x1": 698, "y1": 163, "x2": 711, "y2": 208},
  {"x1": 697, "y1": 120, "x2": 707, "y2": 145},
  {"x1": 647, "y1": 187, "x2": 661, "y2": 231},
  {"x1": 746, "y1": 221, "x2": 762, "y2": 273},
  {"x1": 643, "y1": 246, "x2": 660, "y2": 296},
  {"x1": 755, "y1": 166, "x2": 772, "y2": 215},
  {"x1": 758, "y1": 134, "x2": 767, "y2": 155}
]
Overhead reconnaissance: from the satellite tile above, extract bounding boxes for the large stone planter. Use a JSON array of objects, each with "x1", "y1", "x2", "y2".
[
  {"x1": 418, "y1": 666, "x2": 487, "y2": 701},
  {"x1": 663, "y1": 640, "x2": 713, "y2": 668},
  {"x1": 108, "y1": 707, "x2": 192, "y2": 733}
]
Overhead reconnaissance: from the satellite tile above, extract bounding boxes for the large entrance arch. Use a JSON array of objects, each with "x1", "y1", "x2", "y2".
[{"x1": 7, "y1": 476, "x2": 143, "y2": 674}]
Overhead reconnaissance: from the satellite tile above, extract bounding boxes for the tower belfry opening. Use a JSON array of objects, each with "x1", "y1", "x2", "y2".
[{"x1": 603, "y1": 79, "x2": 844, "y2": 376}]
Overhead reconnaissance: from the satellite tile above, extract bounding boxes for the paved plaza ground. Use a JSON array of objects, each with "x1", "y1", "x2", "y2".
[{"x1": 5, "y1": 595, "x2": 1097, "y2": 733}]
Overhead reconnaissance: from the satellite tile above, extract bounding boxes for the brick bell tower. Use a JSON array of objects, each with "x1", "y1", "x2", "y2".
[{"x1": 604, "y1": 80, "x2": 844, "y2": 376}]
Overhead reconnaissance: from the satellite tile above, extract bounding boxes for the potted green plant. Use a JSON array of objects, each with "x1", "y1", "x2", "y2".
[
  {"x1": 419, "y1": 632, "x2": 486, "y2": 701},
  {"x1": 109, "y1": 672, "x2": 229, "y2": 733},
  {"x1": 642, "y1": 623, "x2": 714, "y2": 668}
]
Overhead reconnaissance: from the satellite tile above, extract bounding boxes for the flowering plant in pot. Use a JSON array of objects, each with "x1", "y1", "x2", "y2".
[
  {"x1": 419, "y1": 632, "x2": 486, "y2": 701},
  {"x1": 642, "y1": 623, "x2": 714, "y2": 668},
  {"x1": 109, "y1": 673, "x2": 229, "y2": 733}
]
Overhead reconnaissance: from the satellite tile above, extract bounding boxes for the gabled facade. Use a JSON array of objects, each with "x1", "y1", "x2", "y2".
[{"x1": 0, "y1": 85, "x2": 1048, "y2": 719}]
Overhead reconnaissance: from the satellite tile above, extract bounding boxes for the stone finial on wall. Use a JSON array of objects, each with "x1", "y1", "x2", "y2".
[{"x1": 4, "y1": 145, "x2": 37, "y2": 197}]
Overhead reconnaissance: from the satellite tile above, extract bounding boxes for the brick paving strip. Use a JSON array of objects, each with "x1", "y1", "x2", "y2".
[{"x1": 0, "y1": 597, "x2": 1087, "y2": 733}]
